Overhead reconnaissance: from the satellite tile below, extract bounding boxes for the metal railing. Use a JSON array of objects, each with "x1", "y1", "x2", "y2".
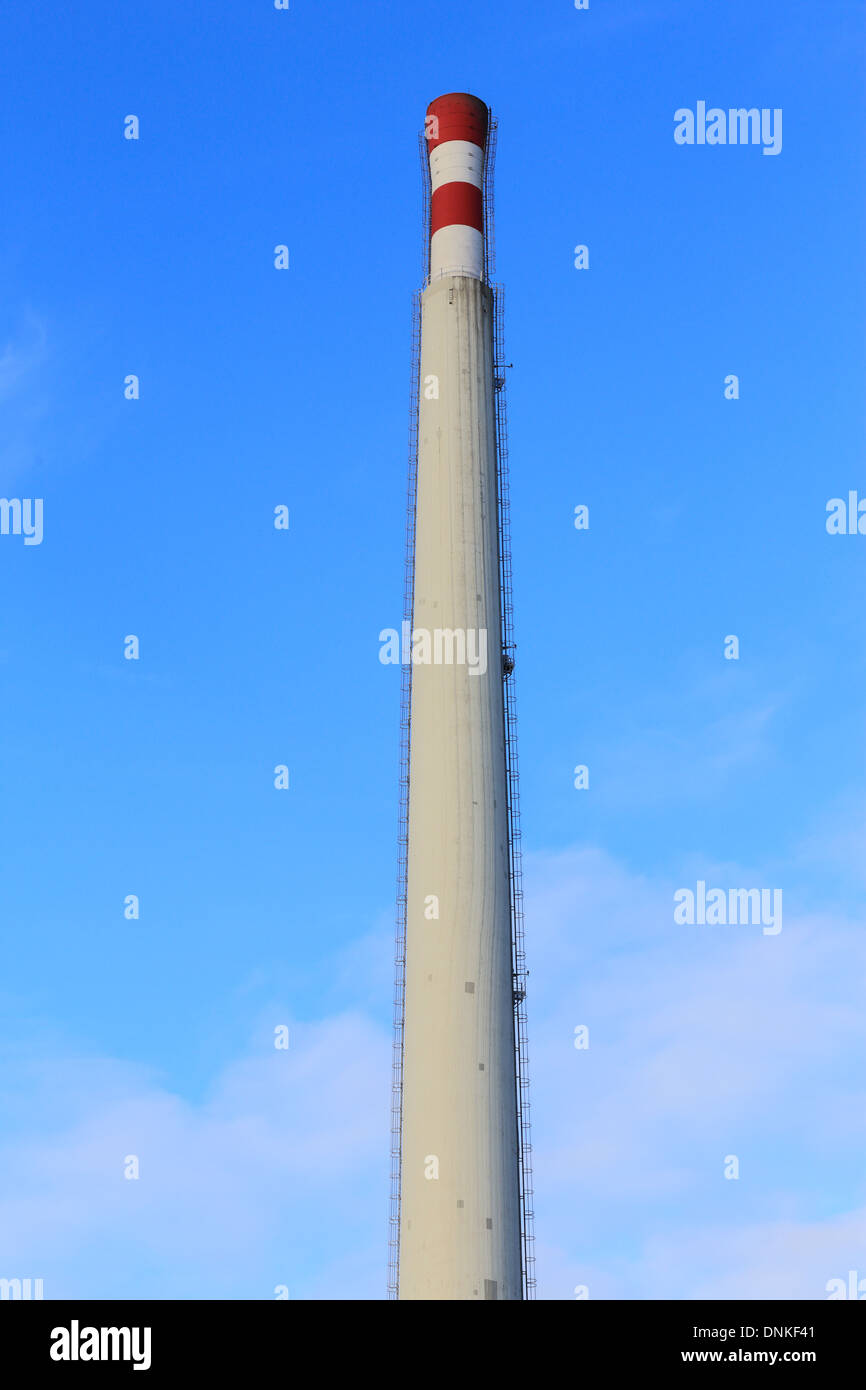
[
  {"x1": 387, "y1": 286, "x2": 422, "y2": 1300},
  {"x1": 389, "y1": 130, "x2": 431, "y2": 1300},
  {"x1": 492, "y1": 278, "x2": 537, "y2": 1300}
]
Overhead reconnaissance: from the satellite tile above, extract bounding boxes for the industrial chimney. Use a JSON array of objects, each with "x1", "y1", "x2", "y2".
[{"x1": 390, "y1": 94, "x2": 534, "y2": 1301}]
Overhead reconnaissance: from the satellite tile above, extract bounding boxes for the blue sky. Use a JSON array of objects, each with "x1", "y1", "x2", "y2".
[{"x1": 1, "y1": 0, "x2": 865, "y2": 1299}]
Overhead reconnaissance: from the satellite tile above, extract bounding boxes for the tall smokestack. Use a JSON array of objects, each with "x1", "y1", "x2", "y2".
[{"x1": 394, "y1": 93, "x2": 525, "y2": 1301}]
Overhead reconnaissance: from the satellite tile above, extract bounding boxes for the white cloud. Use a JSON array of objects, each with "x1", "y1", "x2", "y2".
[
  {"x1": 2, "y1": 843, "x2": 864, "y2": 1300},
  {"x1": 522, "y1": 846, "x2": 866, "y2": 1298},
  {"x1": 0, "y1": 1012, "x2": 390, "y2": 1298}
]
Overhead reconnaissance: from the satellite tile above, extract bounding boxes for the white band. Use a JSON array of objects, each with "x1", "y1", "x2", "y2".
[
  {"x1": 430, "y1": 225, "x2": 484, "y2": 281},
  {"x1": 429, "y1": 139, "x2": 484, "y2": 193}
]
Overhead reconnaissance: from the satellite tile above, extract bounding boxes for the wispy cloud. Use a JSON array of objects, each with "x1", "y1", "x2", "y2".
[
  {"x1": 0, "y1": 310, "x2": 50, "y2": 487},
  {"x1": 0, "y1": 312, "x2": 48, "y2": 401}
]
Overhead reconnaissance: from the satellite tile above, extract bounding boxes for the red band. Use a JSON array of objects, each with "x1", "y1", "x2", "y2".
[
  {"x1": 430, "y1": 182, "x2": 484, "y2": 235},
  {"x1": 426, "y1": 92, "x2": 488, "y2": 152}
]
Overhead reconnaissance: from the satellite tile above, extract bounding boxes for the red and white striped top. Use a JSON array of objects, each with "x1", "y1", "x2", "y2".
[{"x1": 425, "y1": 93, "x2": 488, "y2": 282}]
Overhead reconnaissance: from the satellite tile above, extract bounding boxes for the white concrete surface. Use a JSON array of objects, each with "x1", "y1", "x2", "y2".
[{"x1": 398, "y1": 273, "x2": 522, "y2": 1301}]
